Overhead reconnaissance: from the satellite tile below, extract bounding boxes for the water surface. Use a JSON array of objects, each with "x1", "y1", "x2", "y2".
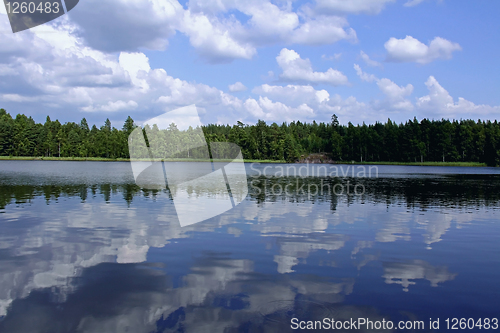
[{"x1": 0, "y1": 161, "x2": 499, "y2": 332}]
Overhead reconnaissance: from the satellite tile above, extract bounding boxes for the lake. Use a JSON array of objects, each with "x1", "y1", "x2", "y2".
[{"x1": 0, "y1": 161, "x2": 499, "y2": 332}]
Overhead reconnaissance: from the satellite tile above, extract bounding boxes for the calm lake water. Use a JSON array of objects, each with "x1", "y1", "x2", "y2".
[{"x1": 0, "y1": 161, "x2": 499, "y2": 332}]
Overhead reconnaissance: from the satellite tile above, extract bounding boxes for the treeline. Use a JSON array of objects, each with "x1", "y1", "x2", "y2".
[
  {"x1": 0, "y1": 109, "x2": 134, "y2": 159},
  {"x1": 198, "y1": 115, "x2": 500, "y2": 166},
  {"x1": 1, "y1": 108, "x2": 500, "y2": 166}
]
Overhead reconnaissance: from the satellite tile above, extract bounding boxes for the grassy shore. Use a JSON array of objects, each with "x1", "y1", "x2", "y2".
[
  {"x1": 0, "y1": 156, "x2": 131, "y2": 162},
  {"x1": 352, "y1": 161, "x2": 487, "y2": 167},
  {"x1": 0, "y1": 156, "x2": 488, "y2": 167},
  {"x1": 0, "y1": 156, "x2": 286, "y2": 163}
]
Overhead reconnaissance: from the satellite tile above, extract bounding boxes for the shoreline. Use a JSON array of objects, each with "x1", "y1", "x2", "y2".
[
  {"x1": 0, "y1": 156, "x2": 285, "y2": 163},
  {"x1": 0, "y1": 156, "x2": 488, "y2": 167}
]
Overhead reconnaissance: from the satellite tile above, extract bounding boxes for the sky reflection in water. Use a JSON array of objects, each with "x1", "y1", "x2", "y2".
[{"x1": 0, "y1": 161, "x2": 499, "y2": 332}]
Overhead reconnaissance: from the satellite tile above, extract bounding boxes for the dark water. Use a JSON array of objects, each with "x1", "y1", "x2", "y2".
[{"x1": 0, "y1": 161, "x2": 499, "y2": 332}]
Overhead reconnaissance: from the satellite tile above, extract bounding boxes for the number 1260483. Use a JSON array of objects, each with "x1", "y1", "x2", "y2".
[
  {"x1": 5, "y1": 2, "x2": 60, "y2": 14},
  {"x1": 445, "y1": 318, "x2": 498, "y2": 330}
]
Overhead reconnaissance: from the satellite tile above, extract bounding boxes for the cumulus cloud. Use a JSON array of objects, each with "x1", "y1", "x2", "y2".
[
  {"x1": 351, "y1": 73, "x2": 500, "y2": 119},
  {"x1": 354, "y1": 64, "x2": 377, "y2": 82},
  {"x1": 289, "y1": 16, "x2": 357, "y2": 45},
  {"x1": 360, "y1": 51, "x2": 382, "y2": 67},
  {"x1": 185, "y1": 0, "x2": 357, "y2": 49},
  {"x1": 2, "y1": 3, "x2": 499, "y2": 128},
  {"x1": 0, "y1": 15, "x2": 245, "y2": 124},
  {"x1": 276, "y1": 48, "x2": 349, "y2": 86},
  {"x1": 180, "y1": 10, "x2": 256, "y2": 63},
  {"x1": 244, "y1": 96, "x2": 315, "y2": 122},
  {"x1": 249, "y1": 84, "x2": 381, "y2": 124},
  {"x1": 238, "y1": 1, "x2": 300, "y2": 44},
  {"x1": 69, "y1": 0, "x2": 183, "y2": 52},
  {"x1": 378, "y1": 79, "x2": 413, "y2": 100},
  {"x1": 321, "y1": 94, "x2": 377, "y2": 123},
  {"x1": 152, "y1": 68, "x2": 240, "y2": 108},
  {"x1": 354, "y1": 64, "x2": 414, "y2": 111},
  {"x1": 314, "y1": 0, "x2": 396, "y2": 15},
  {"x1": 376, "y1": 78, "x2": 414, "y2": 111},
  {"x1": 62, "y1": 0, "x2": 356, "y2": 63},
  {"x1": 119, "y1": 52, "x2": 151, "y2": 90},
  {"x1": 253, "y1": 84, "x2": 330, "y2": 106},
  {"x1": 228, "y1": 82, "x2": 247, "y2": 92},
  {"x1": 385, "y1": 36, "x2": 462, "y2": 64},
  {"x1": 0, "y1": 10, "x2": 352, "y2": 125},
  {"x1": 416, "y1": 76, "x2": 500, "y2": 118}
]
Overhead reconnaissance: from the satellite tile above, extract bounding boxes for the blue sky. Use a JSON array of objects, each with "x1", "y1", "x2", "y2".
[{"x1": 0, "y1": 0, "x2": 499, "y2": 127}]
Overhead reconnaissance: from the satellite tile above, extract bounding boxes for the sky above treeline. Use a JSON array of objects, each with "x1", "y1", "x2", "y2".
[{"x1": 0, "y1": 0, "x2": 499, "y2": 127}]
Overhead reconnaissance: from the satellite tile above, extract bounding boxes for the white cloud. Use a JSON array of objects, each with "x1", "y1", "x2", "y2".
[
  {"x1": 181, "y1": 11, "x2": 256, "y2": 63},
  {"x1": 322, "y1": 53, "x2": 342, "y2": 61},
  {"x1": 416, "y1": 76, "x2": 500, "y2": 117},
  {"x1": 68, "y1": 0, "x2": 257, "y2": 62},
  {"x1": 354, "y1": 64, "x2": 413, "y2": 111},
  {"x1": 378, "y1": 78, "x2": 413, "y2": 100},
  {"x1": 404, "y1": 0, "x2": 427, "y2": 7},
  {"x1": 184, "y1": 0, "x2": 357, "y2": 50},
  {"x1": 245, "y1": 83, "x2": 379, "y2": 124},
  {"x1": 261, "y1": 70, "x2": 275, "y2": 81},
  {"x1": 187, "y1": 0, "x2": 230, "y2": 14},
  {"x1": 314, "y1": 0, "x2": 396, "y2": 15},
  {"x1": 376, "y1": 78, "x2": 414, "y2": 111},
  {"x1": 244, "y1": 96, "x2": 314, "y2": 122},
  {"x1": 83, "y1": 100, "x2": 139, "y2": 112},
  {"x1": 253, "y1": 84, "x2": 330, "y2": 106},
  {"x1": 0, "y1": 15, "x2": 245, "y2": 124},
  {"x1": 239, "y1": 1, "x2": 300, "y2": 43},
  {"x1": 153, "y1": 69, "x2": 235, "y2": 107},
  {"x1": 119, "y1": 52, "x2": 151, "y2": 90},
  {"x1": 276, "y1": 48, "x2": 349, "y2": 86},
  {"x1": 0, "y1": 94, "x2": 38, "y2": 102},
  {"x1": 60, "y1": 0, "x2": 357, "y2": 63},
  {"x1": 321, "y1": 94, "x2": 377, "y2": 123},
  {"x1": 228, "y1": 82, "x2": 247, "y2": 92},
  {"x1": 61, "y1": 0, "x2": 356, "y2": 63},
  {"x1": 354, "y1": 64, "x2": 377, "y2": 82},
  {"x1": 2, "y1": 3, "x2": 499, "y2": 128},
  {"x1": 404, "y1": 0, "x2": 443, "y2": 6},
  {"x1": 289, "y1": 16, "x2": 357, "y2": 45},
  {"x1": 352, "y1": 68, "x2": 500, "y2": 121},
  {"x1": 69, "y1": 0, "x2": 183, "y2": 52},
  {"x1": 385, "y1": 36, "x2": 462, "y2": 64},
  {"x1": 360, "y1": 51, "x2": 382, "y2": 67},
  {"x1": 249, "y1": 84, "x2": 381, "y2": 124}
]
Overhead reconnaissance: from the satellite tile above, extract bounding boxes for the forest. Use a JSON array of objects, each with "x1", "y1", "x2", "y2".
[{"x1": 1, "y1": 108, "x2": 499, "y2": 166}]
